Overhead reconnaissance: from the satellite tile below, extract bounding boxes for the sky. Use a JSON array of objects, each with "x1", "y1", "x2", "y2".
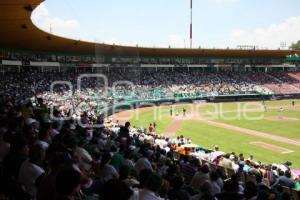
[{"x1": 31, "y1": 0, "x2": 300, "y2": 49}]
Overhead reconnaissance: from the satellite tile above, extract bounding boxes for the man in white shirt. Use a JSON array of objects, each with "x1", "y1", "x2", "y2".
[
  {"x1": 18, "y1": 144, "x2": 45, "y2": 199},
  {"x1": 35, "y1": 129, "x2": 51, "y2": 151}
]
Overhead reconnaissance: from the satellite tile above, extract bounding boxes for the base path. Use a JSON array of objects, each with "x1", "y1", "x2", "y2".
[
  {"x1": 164, "y1": 119, "x2": 184, "y2": 138},
  {"x1": 250, "y1": 142, "x2": 294, "y2": 154},
  {"x1": 109, "y1": 106, "x2": 155, "y2": 124},
  {"x1": 163, "y1": 104, "x2": 300, "y2": 146}
]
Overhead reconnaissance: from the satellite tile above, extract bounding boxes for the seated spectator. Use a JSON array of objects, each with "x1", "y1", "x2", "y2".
[
  {"x1": 210, "y1": 170, "x2": 223, "y2": 195},
  {"x1": 272, "y1": 170, "x2": 294, "y2": 188},
  {"x1": 96, "y1": 152, "x2": 119, "y2": 182},
  {"x1": 55, "y1": 167, "x2": 81, "y2": 200},
  {"x1": 295, "y1": 177, "x2": 300, "y2": 190},
  {"x1": 215, "y1": 180, "x2": 244, "y2": 200},
  {"x1": 119, "y1": 165, "x2": 139, "y2": 187},
  {"x1": 35, "y1": 128, "x2": 50, "y2": 151},
  {"x1": 0, "y1": 131, "x2": 10, "y2": 163},
  {"x1": 244, "y1": 181, "x2": 258, "y2": 200},
  {"x1": 18, "y1": 144, "x2": 45, "y2": 199},
  {"x1": 180, "y1": 156, "x2": 199, "y2": 184},
  {"x1": 138, "y1": 173, "x2": 164, "y2": 200},
  {"x1": 3, "y1": 135, "x2": 29, "y2": 180},
  {"x1": 167, "y1": 175, "x2": 190, "y2": 200},
  {"x1": 135, "y1": 151, "x2": 153, "y2": 175},
  {"x1": 110, "y1": 146, "x2": 125, "y2": 172},
  {"x1": 101, "y1": 179, "x2": 133, "y2": 200},
  {"x1": 191, "y1": 181, "x2": 214, "y2": 200},
  {"x1": 190, "y1": 164, "x2": 210, "y2": 192}
]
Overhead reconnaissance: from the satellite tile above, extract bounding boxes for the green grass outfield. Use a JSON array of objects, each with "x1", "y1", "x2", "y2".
[
  {"x1": 129, "y1": 99, "x2": 300, "y2": 168},
  {"x1": 176, "y1": 120, "x2": 300, "y2": 168},
  {"x1": 200, "y1": 100, "x2": 300, "y2": 140},
  {"x1": 129, "y1": 107, "x2": 173, "y2": 133}
]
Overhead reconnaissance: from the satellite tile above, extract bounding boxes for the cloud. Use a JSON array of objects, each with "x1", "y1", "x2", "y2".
[
  {"x1": 31, "y1": 3, "x2": 80, "y2": 38},
  {"x1": 31, "y1": 3, "x2": 48, "y2": 20},
  {"x1": 166, "y1": 34, "x2": 186, "y2": 48},
  {"x1": 229, "y1": 16, "x2": 300, "y2": 49}
]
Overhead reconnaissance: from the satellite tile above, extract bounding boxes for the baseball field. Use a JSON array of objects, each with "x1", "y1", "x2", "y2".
[{"x1": 112, "y1": 99, "x2": 300, "y2": 168}]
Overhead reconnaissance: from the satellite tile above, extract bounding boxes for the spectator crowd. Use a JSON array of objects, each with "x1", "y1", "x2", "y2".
[
  {"x1": 0, "y1": 93, "x2": 300, "y2": 200},
  {"x1": 1, "y1": 69, "x2": 299, "y2": 120}
]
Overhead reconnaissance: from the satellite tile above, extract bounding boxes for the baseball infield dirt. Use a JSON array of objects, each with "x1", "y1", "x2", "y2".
[
  {"x1": 109, "y1": 105, "x2": 300, "y2": 147},
  {"x1": 250, "y1": 142, "x2": 294, "y2": 154}
]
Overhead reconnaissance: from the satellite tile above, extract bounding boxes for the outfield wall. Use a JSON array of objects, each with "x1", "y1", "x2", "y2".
[{"x1": 104, "y1": 93, "x2": 300, "y2": 117}]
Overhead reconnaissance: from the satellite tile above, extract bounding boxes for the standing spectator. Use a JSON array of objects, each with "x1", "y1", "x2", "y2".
[
  {"x1": 119, "y1": 122, "x2": 131, "y2": 146},
  {"x1": 153, "y1": 122, "x2": 157, "y2": 130},
  {"x1": 149, "y1": 123, "x2": 154, "y2": 133}
]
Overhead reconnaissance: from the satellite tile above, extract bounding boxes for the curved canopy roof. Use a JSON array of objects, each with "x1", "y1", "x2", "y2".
[{"x1": 0, "y1": 0, "x2": 299, "y2": 58}]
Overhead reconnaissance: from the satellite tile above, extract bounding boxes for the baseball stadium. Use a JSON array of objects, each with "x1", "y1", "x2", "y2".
[{"x1": 0, "y1": 0, "x2": 300, "y2": 199}]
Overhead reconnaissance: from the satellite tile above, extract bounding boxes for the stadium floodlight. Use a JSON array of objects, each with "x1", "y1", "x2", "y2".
[{"x1": 280, "y1": 42, "x2": 287, "y2": 50}]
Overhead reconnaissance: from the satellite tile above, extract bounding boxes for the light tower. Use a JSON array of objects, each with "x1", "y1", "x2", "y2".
[{"x1": 190, "y1": 0, "x2": 193, "y2": 48}]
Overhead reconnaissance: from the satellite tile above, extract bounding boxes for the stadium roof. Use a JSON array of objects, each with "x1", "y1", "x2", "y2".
[{"x1": 0, "y1": 0, "x2": 300, "y2": 58}]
